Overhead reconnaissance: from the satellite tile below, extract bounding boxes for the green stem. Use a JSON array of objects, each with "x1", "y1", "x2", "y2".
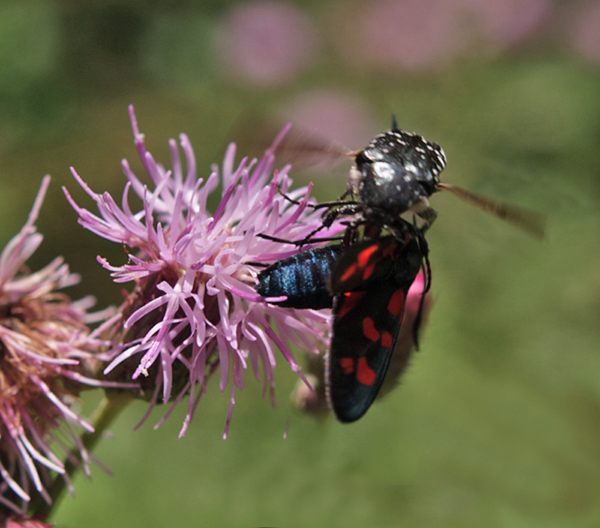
[{"x1": 29, "y1": 390, "x2": 133, "y2": 519}]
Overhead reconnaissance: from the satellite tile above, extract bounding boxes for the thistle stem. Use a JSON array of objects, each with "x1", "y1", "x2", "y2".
[{"x1": 29, "y1": 390, "x2": 133, "y2": 519}]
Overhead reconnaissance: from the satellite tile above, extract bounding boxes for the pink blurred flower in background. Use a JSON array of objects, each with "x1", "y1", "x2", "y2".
[
  {"x1": 282, "y1": 90, "x2": 377, "y2": 151},
  {"x1": 217, "y1": 1, "x2": 318, "y2": 85},
  {"x1": 565, "y1": 1, "x2": 600, "y2": 65},
  {"x1": 65, "y1": 106, "x2": 342, "y2": 438},
  {"x1": 0, "y1": 177, "x2": 118, "y2": 514},
  {"x1": 335, "y1": 0, "x2": 552, "y2": 72},
  {"x1": 342, "y1": 0, "x2": 467, "y2": 71},
  {"x1": 460, "y1": 0, "x2": 551, "y2": 50}
]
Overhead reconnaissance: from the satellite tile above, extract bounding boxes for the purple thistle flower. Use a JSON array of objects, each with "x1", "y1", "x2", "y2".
[
  {"x1": 0, "y1": 177, "x2": 120, "y2": 514},
  {"x1": 65, "y1": 106, "x2": 343, "y2": 438}
]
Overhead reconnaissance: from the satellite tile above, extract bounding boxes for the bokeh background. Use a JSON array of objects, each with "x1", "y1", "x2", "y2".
[{"x1": 2, "y1": 0, "x2": 600, "y2": 526}]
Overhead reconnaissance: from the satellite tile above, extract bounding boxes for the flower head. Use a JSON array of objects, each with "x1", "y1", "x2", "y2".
[
  {"x1": 218, "y1": 1, "x2": 318, "y2": 85},
  {"x1": 65, "y1": 106, "x2": 343, "y2": 438},
  {"x1": 0, "y1": 177, "x2": 117, "y2": 514}
]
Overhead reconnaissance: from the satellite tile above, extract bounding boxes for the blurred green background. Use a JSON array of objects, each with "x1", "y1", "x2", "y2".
[{"x1": 2, "y1": 0, "x2": 600, "y2": 526}]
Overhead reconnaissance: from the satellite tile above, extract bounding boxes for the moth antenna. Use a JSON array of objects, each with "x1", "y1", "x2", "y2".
[
  {"x1": 391, "y1": 115, "x2": 399, "y2": 131},
  {"x1": 438, "y1": 183, "x2": 546, "y2": 239}
]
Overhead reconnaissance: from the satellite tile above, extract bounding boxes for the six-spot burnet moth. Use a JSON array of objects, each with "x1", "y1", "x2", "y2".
[{"x1": 256, "y1": 223, "x2": 430, "y2": 422}]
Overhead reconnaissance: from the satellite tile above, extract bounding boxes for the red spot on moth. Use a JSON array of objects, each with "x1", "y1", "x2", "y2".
[
  {"x1": 381, "y1": 331, "x2": 393, "y2": 348},
  {"x1": 387, "y1": 289, "x2": 405, "y2": 316},
  {"x1": 337, "y1": 291, "x2": 365, "y2": 319},
  {"x1": 362, "y1": 262, "x2": 376, "y2": 280},
  {"x1": 363, "y1": 317, "x2": 380, "y2": 342},
  {"x1": 356, "y1": 357, "x2": 376, "y2": 385},
  {"x1": 340, "y1": 263, "x2": 358, "y2": 283},
  {"x1": 357, "y1": 245, "x2": 378, "y2": 268},
  {"x1": 339, "y1": 357, "x2": 355, "y2": 375}
]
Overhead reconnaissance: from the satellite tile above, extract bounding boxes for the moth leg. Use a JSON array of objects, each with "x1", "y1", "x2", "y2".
[{"x1": 410, "y1": 197, "x2": 438, "y2": 232}]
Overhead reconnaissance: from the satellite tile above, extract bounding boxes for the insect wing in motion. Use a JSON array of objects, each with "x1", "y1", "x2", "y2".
[{"x1": 327, "y1": 235, "x2": 426, "y2": 423}]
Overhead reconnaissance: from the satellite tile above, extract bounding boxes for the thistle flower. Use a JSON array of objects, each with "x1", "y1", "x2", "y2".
[
  {"x1": 65, "y1": 106, "x2": 343, "y2": 438},
  {"x1": 0, "y1": 177, "x2": 118, "y2": 514}
]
